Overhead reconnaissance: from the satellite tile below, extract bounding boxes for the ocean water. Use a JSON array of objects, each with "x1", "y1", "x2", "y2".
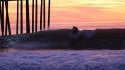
[{"x1": 0, "y1": 49, "x2": 125, "y2": 70}]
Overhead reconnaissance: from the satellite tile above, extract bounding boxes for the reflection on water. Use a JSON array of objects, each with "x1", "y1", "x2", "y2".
[
  {"x1": 0, "y1": 48, "x2": 24, "y2": 52},
  {"x1": 0, "y1": 48, "x2": 10, "y2": 52}
]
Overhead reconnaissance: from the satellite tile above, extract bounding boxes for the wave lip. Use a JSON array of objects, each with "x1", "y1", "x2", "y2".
[{"x1": 0, "y1": 29, "x2": 125, "y2": 50}]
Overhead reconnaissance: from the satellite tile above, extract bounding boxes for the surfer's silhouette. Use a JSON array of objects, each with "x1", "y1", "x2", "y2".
[
  {"x1": 72, "y1": 26, "x2": 78, "y2": 35},
  {"x1": 69, "y1": 26, "x2": 80, "y2": 49}
]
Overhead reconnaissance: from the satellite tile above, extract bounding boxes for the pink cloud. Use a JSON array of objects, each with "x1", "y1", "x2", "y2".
[{"x1": 51, "y1": 6, "x2": 107, "y2": 22}]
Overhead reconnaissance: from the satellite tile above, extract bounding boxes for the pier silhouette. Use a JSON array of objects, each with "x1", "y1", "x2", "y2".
[{"x1": 0, "y1": 0, "x2": 51, "y2": 36}]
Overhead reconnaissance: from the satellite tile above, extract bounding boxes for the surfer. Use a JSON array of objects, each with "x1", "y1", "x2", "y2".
[{"x1": 68, "y1": 26, "x2": 81, "y2": 49}]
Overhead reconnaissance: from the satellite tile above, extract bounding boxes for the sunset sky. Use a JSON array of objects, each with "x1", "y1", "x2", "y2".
[{"x1": 8, "y1": 0, "x2": 125, "y2": 30}]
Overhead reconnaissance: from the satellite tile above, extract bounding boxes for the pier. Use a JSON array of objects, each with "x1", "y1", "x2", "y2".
[{"x1": 0, "y1": 0, "x2": 51, "y2": 36}]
